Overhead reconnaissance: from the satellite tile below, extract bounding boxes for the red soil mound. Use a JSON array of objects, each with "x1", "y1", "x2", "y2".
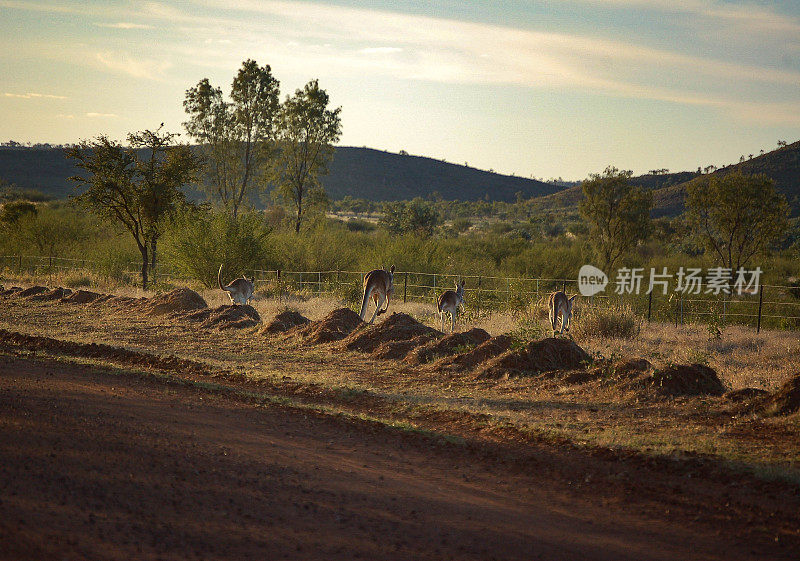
[
  {"x1": 761, "y1": 373, "x2": 800, "y2": 415},
  {"x1": 289, "y1": 308, "x2": 363, "y2": 344},
  {"x1": 405, "y1": 328, "x2": 491, "y2": 366},
  {"x1": 648, "y1": 364, "x2": 725, "y2": 396},
  {"x1": 0, "y1": 328, "x2": 215, "y2": 377},
  {"x1": 261, "y1": 310, "x2": 310, "y2": 335},
  {"x1": 183, "y1": 305, "x2": 261, "y2": 330},
  {"x1": 61, "y1": 289, "x2": 106, "y2": 304},
  {"x1": 0, "y1": 287, "x2": 23, "y2": 296},
  {"x1": 28, "y1": 287, "x2": 73, "y2": 301},
  {"x1": 341, "y1": 313, "x2": 441, "y2": 354},
  {"x1": 724, "y1": 388, "x2": 770, "y2": 403},
  {"x1": 18, "y1": 285, "x2": 48, "y2": 298},
  {"x1": 478, "y1": 337, "x2": 592, "y2": 379},
  {"x1": 434, "y1": 335, "x2": 514, "y2": 372},
  {"x1": 146, "y1": 288, "x2": 207, "y2": 316}
]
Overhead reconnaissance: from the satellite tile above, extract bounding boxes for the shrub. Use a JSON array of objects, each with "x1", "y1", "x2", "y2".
[
  {"x1": 164, "y1": 208, "x2": 272, "y2": 287},
  {"x1": 572, "y1": 302, "x2": 640, "y2": 339}
]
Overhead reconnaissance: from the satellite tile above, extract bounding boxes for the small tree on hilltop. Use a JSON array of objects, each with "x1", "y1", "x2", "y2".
[
  {"x1": 687, "y1": 171, "x2": 788, "y2": 274},
  {"x1": 67, "y1": 128, "x2": 201, "y2": 289},
  {"x1": 578, "y1": 166, "x2": 652, "y2": 271},
  {"x1": 274, "y1": 79, "x2": 342, "y2": 233}
]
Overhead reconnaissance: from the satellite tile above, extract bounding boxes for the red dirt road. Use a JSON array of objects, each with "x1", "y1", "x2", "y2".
[{"x1": 0, "y1": 355, "x2": 788, "y2": 560}]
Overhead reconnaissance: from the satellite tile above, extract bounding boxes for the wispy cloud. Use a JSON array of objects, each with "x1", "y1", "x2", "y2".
[
  {"x1": 85, "y1": 112, "x2": 117, "y2": 118},
  {"x1": 95, "y1": 51, "x2": 171, "y2": 80},
  {"x1": 4, "y1": 92, "x2": 67, "y2": 99},
  {"x1": 360, "y1": 47, "x2": 403, "y2": 55},
  {"x1": 95, "y1": 22, "x2": 153, "y2": 30}
]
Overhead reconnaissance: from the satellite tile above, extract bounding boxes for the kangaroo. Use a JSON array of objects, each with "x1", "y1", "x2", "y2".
[
  {"x1": 437, "y1": 280, "x2": 465, "y2": 333},
  {"x1": 218, "y1": 264, "x2": 255, "y2": 306},
  {"x1": 548, "y1": 290, "x2": 577, "y2": 336},
  {"x1": 359, "y1": 265, "x2": 395, "y2": 324}
]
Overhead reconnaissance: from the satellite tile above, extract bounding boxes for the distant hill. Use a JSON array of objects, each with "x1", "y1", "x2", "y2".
[
  {"x1": 0, "y1": 145, "x2": 562, "y2": 204},
  {"x1": 536, "y1": 142, "x2": 800, "y2": 217}
]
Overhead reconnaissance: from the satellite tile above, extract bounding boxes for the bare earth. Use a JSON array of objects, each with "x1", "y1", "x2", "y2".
[{"x1": 0, "y1": 355, "x2": 793, "y2": 561}]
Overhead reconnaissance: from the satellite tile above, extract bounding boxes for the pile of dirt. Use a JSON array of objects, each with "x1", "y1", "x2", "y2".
[
  {"x1": 61, "y1": 289, "x2": 107, "y2": 304},
  {"x1": 183, "y1": 305, "x2": 261, "y2": 330},
  {"x1": 18, "y1": 285, "x2": 48, "y2": 298},
  {"x1": 647, "y1": 364, "x2": 726, "y2": 396},
  {"x1": 28, "y1": 287, "x2": 73, "y2": 302},
  {"x1": 761, "y1": 373, "x2": 800, "y2": 415},
  {"x1": 289, "y1": 308, "x2": 363, "y2": 344},
  {"x1": 370, "y1": 336, "x2": 434, "y2": 361},
  {"x1": 341, "y1": 313, "x2": 441, "y2": 355},
  {"x1": 146, "y1": 288, "x2": 207, "y2": 316},
  {"x1": 405, "y1": 328, "x2": 491, "y2": 366},
  {"x1": 478, "y1": 337, "x2": 592, "y2": 379},
  {"x1": 434, "y1": 335, "x2": 514, "y2": 372},
  {"x1": 261, "y1": 310, "x2": 310, "y2": 335},
  {"x1": 0, "y1": 328, "x2": 217, "y2": 377},
  {"x1": 724, "y1": 388, "x2": 770, "y2": 403},
  {"x1": 0, "y1": 287, "x2": 22, "y2": 296}
]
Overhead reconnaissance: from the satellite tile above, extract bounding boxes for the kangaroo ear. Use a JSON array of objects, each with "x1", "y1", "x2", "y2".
[
  {"x1": 390, "y1": 265, "x2": 395, "y2": 274},
  {"x1": 569, "y1": 295, "x2": 577, "y2": 303},
  {"x1": 461, "y1": 280, "x2": 466, "y2": 287}
]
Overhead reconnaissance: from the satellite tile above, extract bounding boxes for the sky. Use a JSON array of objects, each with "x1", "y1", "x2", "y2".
[{"x1": 1, "y1": 0, "x2": 799, "y2": 180}]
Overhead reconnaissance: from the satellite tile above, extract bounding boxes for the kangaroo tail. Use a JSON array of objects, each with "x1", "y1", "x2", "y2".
[
  {"x1": 218, "y1": 264, "x2": 228, "y2": 292},
  {"x1": 359, "y1": 286, "x2": 372, "y2": 321}
]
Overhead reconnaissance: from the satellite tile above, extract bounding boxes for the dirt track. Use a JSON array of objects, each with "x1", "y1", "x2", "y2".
[{"x1": 0, "y1": 355, "x2": 790, "y2": 561}]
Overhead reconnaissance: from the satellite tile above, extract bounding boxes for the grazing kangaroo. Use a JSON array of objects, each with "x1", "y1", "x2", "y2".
[
  {"x1": 359, "y1": 265, "x2": 395, "y2": 324},
  {"x1": 218, "y1": 264, "x2": 255, "y2": 305},
  {"x1": 548, "y1": 291, "x2": 577, "y2": 336},
  {"x1": 437, "y1": 280, "x2": 465, "y2": 333}
]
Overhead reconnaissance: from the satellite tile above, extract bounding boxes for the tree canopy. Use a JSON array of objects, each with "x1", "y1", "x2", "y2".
[
  {"x1": 686, "y1": 171, "x2": 789, "y2": 273},
  {"x1": 578, "y1": 166, "x2": 652, "y2": 271}
]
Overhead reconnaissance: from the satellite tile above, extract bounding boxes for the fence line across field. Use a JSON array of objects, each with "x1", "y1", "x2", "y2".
[{"x1": 2, "y1": 254, "x2": 799, "y2": 331}]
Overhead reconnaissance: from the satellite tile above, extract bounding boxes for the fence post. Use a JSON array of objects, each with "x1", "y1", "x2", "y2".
[
  {"x1": 647, "y1": 291, "x2": 652, "y2": 323},
  {"x1": 675, "y1": 298, "x2": 679, "y2": 327},
  {"x1": 403, "y1": 272, "x2": 408, "y2": 303},
  {"x1": 477, "y1": 276, "x2": 482, "y2": 315},
  {"x1": 318, "y1": 271, "x2": 322, "y2": 296},
  {"x1": 48, "y1": 256, "x2": 53, "y2": 286},
  {"x1": 757, "y1": 285, "x2": 764, "y2": 334},
  {"x1": 680, "y1": 296, "x2": 684, "y2": 325},
  {"x1": 277, "y1": 270, "x2": 281, "y2": 304}
]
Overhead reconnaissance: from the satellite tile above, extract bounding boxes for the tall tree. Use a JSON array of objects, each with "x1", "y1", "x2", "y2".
[
  {"x1": 687, "y1": 171, "x2": 789, "y2": 273},
  {"x1": 183, "y1": 59, "x2": 280, "y2": 217},
  {"x1": 274, "y1": 79, "x2": 342, "y2": 233},
  {"x1": 67, "y1": 129, "x2": 200, "y2": 289},
  {"x1": 579, "y1": 166, "x2": 652, "y2": 271}
]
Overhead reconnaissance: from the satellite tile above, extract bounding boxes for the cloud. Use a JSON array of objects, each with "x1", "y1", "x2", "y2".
[
  {"x1": 95, "y1": 22, "x2": 153, "y2": 30},
  {"x1": 360, "y1": 47, "x2": 403, "y2": 55},
  {"x1": 85, "y1": 112, "x2": 117, "y2": 118},
  {"x1": 95, "y1": 51, "x2": 171, "y2": 80},
  {"x1": 4, "y1": 92, "x2": 67, "y2": 99}
]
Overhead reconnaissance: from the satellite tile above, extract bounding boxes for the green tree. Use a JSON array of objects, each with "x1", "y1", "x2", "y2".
[
  {"x1": 0, "y1": 200, "x2": 37, "y2": 224},
  {"x1": 184, "y1": 59, "x2": 280, "y2": 217},
  {"x1": 274, "y1": 79, "x2": 342, "y2": 233},
  {"x1": 686, "y1": 171, "x2": 789, "y2": 273},
  {"x1": 67, "y1": 128, "x2": 200, "y2": 289},
  {"x1": 379, "y1": 198, "x2": 441, "y2": 237},
  {"x1": 578, "y1": 166, "x2": 652, "y2": 271}
]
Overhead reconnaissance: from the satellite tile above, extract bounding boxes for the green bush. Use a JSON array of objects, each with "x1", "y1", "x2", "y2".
[{"x1": 163, "y1": 207, "x2": 272, "y2": 287}]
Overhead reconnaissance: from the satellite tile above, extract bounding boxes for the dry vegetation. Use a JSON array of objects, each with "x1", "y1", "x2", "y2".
[{"x1": 2, "y1": 270, "x2": 800, "y2": 486}]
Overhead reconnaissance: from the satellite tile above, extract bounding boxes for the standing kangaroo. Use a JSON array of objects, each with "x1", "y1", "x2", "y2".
[
  {"x1": 548, "y1": 290, "x2": 577, "y2": 336},
  {"x1": 437, "y1": 280, "x2": 465, "y2": 333},
  {"x1": 218, "y1": 264, "x2": 255, "y2": 305},
  {"x1": 359, "y1": 265, "x2": 395, "y2": 324}
]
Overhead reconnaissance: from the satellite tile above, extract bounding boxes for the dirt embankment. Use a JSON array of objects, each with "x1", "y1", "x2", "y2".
[
  {"x1": 261, "y1": 310, "x2": 310, "y2": 335},
  {"x1": 404, "y1": 328, "x2": 491, "y2": 365},
  {"x1": 340, "y1": 313, "x2": 442, "y2": 360},
  {"x1": 286, "y1": 308, "x2": 363, "y2": 344},
  {"x1": 478, "y1": 337, "x2": 592, "y2": 379}
]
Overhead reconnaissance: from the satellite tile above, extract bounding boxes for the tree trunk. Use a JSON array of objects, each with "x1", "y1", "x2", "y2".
[
  {"x1": 140, "y1": 245, "x2": 149, "y2": 290},
  {"x1": 150, "y1": 238, "x2": 157, "y2": 274}
]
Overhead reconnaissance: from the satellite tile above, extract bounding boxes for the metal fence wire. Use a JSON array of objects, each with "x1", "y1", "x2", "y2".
[{"x1": 2, "y1": 255, "x2": 799, "y2": 331}]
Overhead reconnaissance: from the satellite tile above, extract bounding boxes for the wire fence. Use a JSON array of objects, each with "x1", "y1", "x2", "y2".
[{"x1": 2, "y1": 254, "x2": 800, "y2": 332}]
